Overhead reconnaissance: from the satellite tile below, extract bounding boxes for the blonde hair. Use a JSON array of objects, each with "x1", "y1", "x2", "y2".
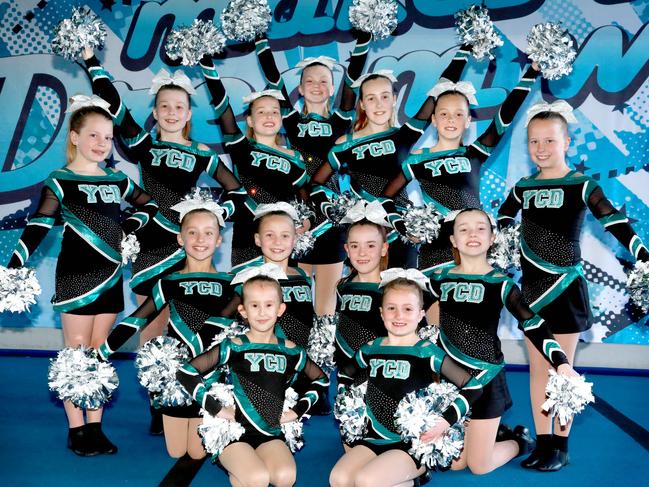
[
  {"x1": 154, "y1": 85, "x2": 192, "y2": 140},
  {"x1": 246, "y1": 96, "x2": 284, "y2": 145},
  {"x1": 381, "y1": 278, "x2": 424, "y2": 310},
  {"x1": 66, "y1": 106, "x2": 112, "y2": 164},
  {"x1": 300, "y1": 63, "x2": 333, "y2": 118}
]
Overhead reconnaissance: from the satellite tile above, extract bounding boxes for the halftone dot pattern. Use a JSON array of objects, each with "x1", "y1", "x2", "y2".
[
  {"x1": 31, "y1": 0, "x2": 75, "y2": 41},
  {"x1": 0, "y1": 2, "x2": 50, "y2": 56},
  {"x1": 538, "y1": 0, "x2": 594, "y2": 44},
  {"x1": 626, "y1": 76, "x2": 649, "y2": 126},
  {"x1": 13, "y1": 100, "x2": 55, "y2": 170},
  {"x1": 618, "y1": 105, "x2": 649, "y2": 169},
  {"x1": 36, "y1": 86, "x2": 61, "y2": 127},
  {"x1": 480, "y1": 168, "x2": 507, "y2": 211}
]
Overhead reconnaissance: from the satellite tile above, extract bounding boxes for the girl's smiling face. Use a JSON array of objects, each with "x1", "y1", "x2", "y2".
[
  {"x1": 344, "y1": 223, "x2": 388, "y2": 275},
  {"x1": 381, "y1": 287, "x2": 425, "y2": 338}
]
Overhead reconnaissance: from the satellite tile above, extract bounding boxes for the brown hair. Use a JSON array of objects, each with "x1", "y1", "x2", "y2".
[
  {"x1": 299, "y1": 63, "x2": 333, "y2": 118},
  {"x1": 180, "y1": 208, "x2": 221, "y2": 230},
  {"x1": 528, "y1": 110, "x2": 570, "y2": 136},
  {"x1": 241, "y1": 275, "x2": 283, "y2": 303},
  {"x1": 154, "y1": 85, "x2": 192, "y2": 139},
  {"x1": 381, "y1": 277, "x2": 424, "y2": 310},
  {"x1": 353, "y1": 74, "x2": 396, "y2": 132},
  {"x1": 246, "y1": 95, "x2": 284, "y2": 145},
  {"x1": 255, "y1": 210, "x2": 296, "y2": 233},
  {"x1": 66, "y1": 106, "x2": 112, "y2": 163},
  {"x1": 449, "y1": 207, "x2": 494, "y2": 265},
  {"x1": 434, "y1": 90, "x2": 471, "y2": 114},
  {"x1": 345, "y1": 220, "x2": 390, "y2": 275}
]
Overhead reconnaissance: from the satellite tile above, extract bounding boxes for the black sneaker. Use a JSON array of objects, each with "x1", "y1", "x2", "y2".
[
  {"x1": 67, "y1": 426, "x2": 100, "y2": 457},
  {"x1": 86, "y1": 422, "x2": 118, "y2": 454},
  {"x1": 536, "y1": 449, "x2": 569, "y2": 472},
  {"x1": 512, "y1": 425, "x2": 535, "y2": 458}
]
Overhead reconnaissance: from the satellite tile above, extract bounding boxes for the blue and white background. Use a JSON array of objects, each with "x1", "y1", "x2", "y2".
[{"x1": 1, "y1": 0, "x2": 648, "y2": 347}]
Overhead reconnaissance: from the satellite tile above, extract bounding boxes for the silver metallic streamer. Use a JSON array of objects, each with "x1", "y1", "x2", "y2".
[
  {"x1": 281, "y1": 387, "x2": 305, "y2": 452},
  {"x1": 292, "y1": 231, "x2": 316, "y2": 259},
  {"x1": 51, "y1": 7, "x2": 107, "y2": 61},
  {"x1": 395, "y1": 382, "x2": 467, "y2": 470},
  {"x1": 334, "y1": 382, "x2": 368, "y2": 443},
  {"x1": 220, "y1": 0, "x2": 272, "y2": 42},
  {"x1": 328, "y1": 192, "x2": 361, "y2": 225},
  {"x1": 136, "y1": 336, "x2": 193, "y2": 407},
  {"x1": 198, "y1": 383, "x2": 246, "y2": 456},
  {"x1": 165, "y1": 19, "x2": 226, "y2": 66},
  {"x1": 418, "y1": 324, "x2": 440, "y2": 344},
  {"x1": 541, "y1": 369, "x2": 594, "y2": 427},
  {"x1": 349, "y1": 0, "x2": 399, "y2": 40},
  {"x1": 307, "y1": 314, "x2": 338, "y2": 370},
  {"x1": 48, "y1": 346, "x2": 119, "y2": 409},
  {"x1": 0, "y1": 266, "x2": 42, "y2": 313},
  {"x1": 626, "y1": 260, "x2": 649, "y2": 313},
  {"x1": 488, "y1": 224, "x2": 521, "y2": 271},
  {"x1": 401, "y1": 205, "x2": 441, "y2": 244},
  {"x1": 207, "y1": 322, "x2": 250, "y2": 349},
  {"x1": 121, "y1": 234, "x2": 140, "y2": 265},
  {"x1": 454, "y1": 5, "x2": 504, "y2": 61},
  {"x1": 526, "y1": 23, "x2": 576, "y2": 80}
]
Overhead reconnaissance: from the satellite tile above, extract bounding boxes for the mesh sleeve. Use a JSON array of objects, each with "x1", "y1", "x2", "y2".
[
  {"x1": 292, "y1": 357, "x2": 330, "y2": 418},
  {"x1": 588, "y1": 185, "x2": 649, "y2": 261},
  {"x1": 504, "y1": 283, "x2": 569, "y2": 368},
  {"x1": 254, "y1": 37, "x2": 293, "y2": 112},
  {"x1": 439, "y1": 355, "x2": 484, "y2": 425},
  {"x1": 381, "y1": 173, "x2": 410, "y2": 235},
  {"x1": 8, "y1": 186, "x2": 59, "y2": 267},
  {"x1": 199, "y1": 56, "x2": 243, "y2": 138},
  {"x1": 497, "y1": 187, "x2": 521, "y2": 229},
  {"x1": 212, "y1": 161, "x2": 246, "y2": 221},
  {"x1": 309, "y1": 162, "x2": 338, "y2": 219},
  {"x1": 83, "y1": 56, "x2": 144, "y2": 141},
  {"x1": 122, "y1": 180, "x2": 159, "y2": 235},
  {"x1": 176, "y1": 344, "x2": 225, "y2": 416},
  {"x1": 338, "y1": 29, "x2": 371, "y2": 112}
]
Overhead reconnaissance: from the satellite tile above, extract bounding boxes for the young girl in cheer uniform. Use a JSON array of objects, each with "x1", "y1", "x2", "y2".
[
  {"x1": 429, "y1": 208, "x2": 576, "y2": 474},
  {"x1": 97, "y1": 200, "x2": 239, "y2": 459},
  {"x1": 497, "y1": 102, "x2": 648, "y2": 471},
  {"x1": 330, "y1": 269, "x2": 485, "y2": 486},
  {"x1": 253, "y1": 28, "x2": 372, "y2": 316},
  {"x1": 7, "y1": 98, "x2": 158, "y2": 456},
  {"x1": 177, "y1": 269, "x2": 328, "y2": 487}
]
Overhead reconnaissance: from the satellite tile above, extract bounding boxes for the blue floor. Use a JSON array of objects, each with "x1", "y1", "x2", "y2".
[{"x1": 1, "y1": 355, "x2": 647, "y2": 487}]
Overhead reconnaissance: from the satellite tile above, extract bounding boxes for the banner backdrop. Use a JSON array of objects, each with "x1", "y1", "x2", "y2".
[{"x1": 1, "y1": 0, "x2": 648, "y2": 346}]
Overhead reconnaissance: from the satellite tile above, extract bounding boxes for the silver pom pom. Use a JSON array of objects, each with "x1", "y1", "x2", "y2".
[
  {"x1": 328, "y1": 192, "x2": 361, "y2": 225},
  {"x1": 121, "y1": 234, "x2": 140, "y2": 265},
  {"x1": 165, "y1": 19, "x2": 226, "y2": 66},
  {"x1": 418, "y1": 324, "x2": 439, "y2": 344},
  {"x1": 51, "y1": 7, "x2": 107, "y2": 61},
  {"x1": 48, "y1": 346, "x2": 119, "y2": 409},
  {"x1": 401, "y1": 205, "x2": 441, "y2": 244},
  {"x1": 349, "y1": 0, "x2": 399, "y2": 41},
  {"x1": 526, "y1": 23, "x2": 577, "y2": 80},
  {"x1": 542, "y1": 369, "x2": 594, "y2": 427},
  {"x1": 307, "y1": 314, "x2": 338, "y2": 370},
  {"x1": 208, "y1": 322, "x2": 250, "y2": 349},
  {"x1": 0, "y1": 266, "x2": 42, "y2": 313},
  {"x1": 488, "y1": 224, "x2": 521, "y2": 271},
  {"x1": 395, "y1": 382, "x2": 467, "y2": 470},
  {"x1": 220, "y1": 0, "x2": 272, "y2": 42},
  {"x1": 454, "y1": 5, "x2": 504, "y2": 61},
  {"x1": 135, "y1": 336, "x2": 193, "y2": 407},
  {"x1": 281, "y1": 387, "x2": 305, "y2": 452},
  {"x1": 198, "y1": 383, "x2": 246, "y2": 456},
  {"x1": 626, "y1": 260, "x2": 649, "y2": 313},
  {"x1": 334, "y1": 382, "x2": 368, "y2": 443},
  {"x1": 292, "y1": 231, "x2": 316, "y2": 259}
]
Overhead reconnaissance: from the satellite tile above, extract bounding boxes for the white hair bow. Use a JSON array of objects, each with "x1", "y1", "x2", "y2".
[
  {"x1": 350, "y1": 70, "x2": 398, "y2": 89},
  {"x1": 66, "y1": 94, "x2": 112, "y2": 113},
  {"x1": 231, "y1": 262, "x2": 288, "y2": 285},
  {"x1": 379, "y1": 267, "x2": 430, "y2": 291},
  {"x1": 170, "y1": 188, "x2": 225, "y2": 226},
  {"x1": 525, "y1": 100, "x2": 577, "y2": 127},
  {"x1": 427, "y1": 79, "x2": 478, "y2": 105},
  {"x1": 242, "y1": 89, "x2": 285, "y2": 105},
  {"x1": 340, "y1": 200, "x2": 391, "y2": 227},
  {"x1": 148, "y1": 69, "x2": 196, "y2": 95},
  {"x1": 296, "y1": 56, "x2": 338, "y2": 71},
  {"x1": 253, "y1": 202, "x2": 299, "y2": 221}
]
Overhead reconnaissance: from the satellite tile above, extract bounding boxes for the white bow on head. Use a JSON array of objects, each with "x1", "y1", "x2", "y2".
[
  {"x1": 170, "y1": 188, "x2": 226, "y2": 226},
  {"x1": 242, "y1": 89, "x2": 286, "y2": 105},
  {"x1": 253, "y1": 202, "x2": 299, "y2": 221},
  {"x1": 443, "y1": 208, "x2": 496, "y2": 227},
  {"x1": 341, "y1": 200, "x2": 391, "y2": 227},
  {"x1": 231, "y1": 262, "x2": 288, "y2": 285},
  {"x1": 525, "y1": 100, "x2": 577, "y2": 127},
  {"x1": 148, "y1": 69, "x2": 196, "y2": 95},
  {"x1": 427, "y1": 79, "x2": 478, "y2": 106},
  {"x1": 296, "y1": 56, "x2": 338, "y2": 71},
  {"x1": 66, "y1": 94, "x2": 112, "y2": 114},
  {"x1": 379, "y1": 267, "x2": 430, "y2": 291},
  {"x1": 350, "y1": 69, "x2": 398, "y2": 89}
]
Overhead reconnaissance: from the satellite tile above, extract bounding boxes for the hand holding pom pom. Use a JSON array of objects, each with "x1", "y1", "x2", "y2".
[
  {"x1": 526, "y1": 23, "x2": 577, "y2": 80},
  {"x1": 281, "y1": 388, "x2": 305, "y2": 452},
  {"x1": 626, "y1": 260, "x2": 649, "y2": 313},
  {"x1": 334, "y1": 382, "x2": 368, "y2": 443},
  {"x1": 0, "y1": 266, "x2": 42, "y2": 313},
  {"x1": 198, "y1": 383, "x2": 246, "y2": 456},
  {"x1": 488, "y1": 224, "x2": 521, "y2": 271},
  {"x1": 541, "y1": 368, "x2": 594, "y2": 427},
  {"x1": 121, "y1": 234, "x2": 140, "y2": 265},
  {"x1": 454, "y1": 5, "x2": 504, "y2": 60},
  {"x1": 349, "y1": 0, "x2": 399, "y2": 40},
  {"x1": 220, "y1": 0, "x2": 272, "y2": 42},
  {"x1": 165, "y1": 19, "x2": 226, "y2": 66},
  {"x1": 52, "y1": 7, "x2": 106, "y2": 61}
]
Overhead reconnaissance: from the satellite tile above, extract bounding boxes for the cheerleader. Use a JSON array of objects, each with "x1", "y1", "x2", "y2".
[
  {"x1": 253, "y1": 28, "x2": 372, "y2": 316},
  {"x1": 380, "y1": 63, "x2": 540, "y2": 275},
  {"x1": 497, "y1": 102, "x2": 648, "y2": 471},
  {"x1": 7, "y1": 97, "x2": 158, "y2": 456},
  {"x1": 330, "y1": 270, "x2": 485, "y2": 487},
  {"x1": 96, "y1": 198, "x2": 239, "y2": 459},
  {"x1": 428, "y1": 208, "x2": 577, "y2": 474},
  {"x1": 198, "y1": 56, "x2": 311, "y2": 268},
  {"x1": 176, "y1": 268, "x2": 329, "y2": 487},
  {"x1": 309, "y1": 44, "x2": 472, "y2": 268}
]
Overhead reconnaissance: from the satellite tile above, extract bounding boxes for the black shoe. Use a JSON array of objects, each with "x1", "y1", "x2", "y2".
[
  {"x1": 86, "y1": 422, "x2": 118, "y2": 454},
  {"x1": 67, "y1": 426, "x2": 100, "y2": 457},
  {"x1": 149, "y1": 406, "x2": 164, "y2": 435},
  {"x1": 512, "y1": 425, "x2": 535, "y2": 458},
  {"x1": 413, "y1": 470, "x2": 432, "y2": 486},
  {"x1": 521, "y1": 447, "x2": 545, "y2": 469},
  {"x1": 536, "y1": 449, "x2": 569, "y2": 472},
  {"x1": 496, "y1": 423, "x2": 513, "y2": 442}
]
